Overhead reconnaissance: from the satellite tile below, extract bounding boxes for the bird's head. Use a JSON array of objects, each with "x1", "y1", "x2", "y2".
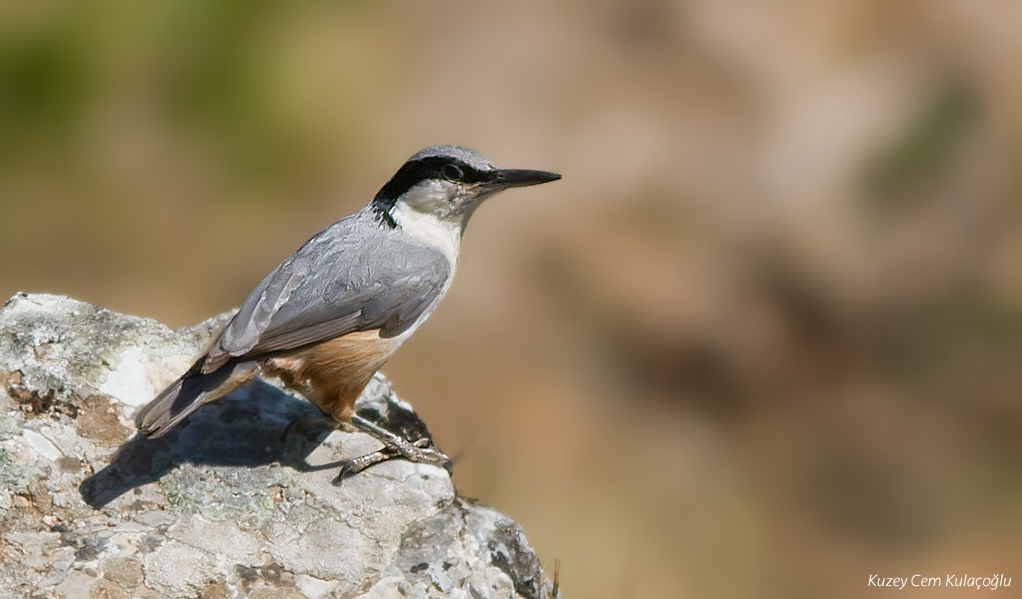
[{"x1": 371, "y1": 145, "x2": 560, "y2": 228}]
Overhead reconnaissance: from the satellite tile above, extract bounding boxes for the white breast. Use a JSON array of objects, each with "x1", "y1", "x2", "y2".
[{"x1": 389, "y1": 200, "x2": 463, "y2": 269}]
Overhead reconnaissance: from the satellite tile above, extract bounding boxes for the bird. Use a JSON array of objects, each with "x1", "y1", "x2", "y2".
[{"x1": 134, "y1": 145, "x2": 560, "y2": 481}]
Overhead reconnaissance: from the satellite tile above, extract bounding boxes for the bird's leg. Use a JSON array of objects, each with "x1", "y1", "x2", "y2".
[{"x1": 333, "y1": 414, "x2": 452, "y2": 484}]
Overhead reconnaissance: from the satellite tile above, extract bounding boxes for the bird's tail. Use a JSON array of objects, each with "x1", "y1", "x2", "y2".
[{"x1": 134, "y1": 358, "x2": 258, "y2": 438}]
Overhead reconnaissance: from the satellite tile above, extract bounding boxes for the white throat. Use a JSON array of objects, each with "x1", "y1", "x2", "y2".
[{"x1": 389, "y1": 200, "x2": 463, "y2": 268}]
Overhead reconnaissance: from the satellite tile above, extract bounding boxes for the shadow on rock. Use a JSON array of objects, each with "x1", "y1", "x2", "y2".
[{"x1": 80, "y1": 380, "x2": 342, "y2": 508}]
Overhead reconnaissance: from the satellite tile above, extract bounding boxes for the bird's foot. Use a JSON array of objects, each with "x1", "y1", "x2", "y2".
[{"x1": 332, "y1": 415, "x2": 452, "y2": 485}]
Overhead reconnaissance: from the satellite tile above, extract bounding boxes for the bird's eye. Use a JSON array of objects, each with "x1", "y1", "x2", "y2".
[{"x1": 441, "y1": 164, "x2": 464, "y2": 181}]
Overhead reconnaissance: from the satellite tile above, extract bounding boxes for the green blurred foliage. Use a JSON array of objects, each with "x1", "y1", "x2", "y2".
[
  {"x1": 0, "y1": 8, "x2": 93, "y2": 161},
  {"x1": 0, "y1": 0, "x2": 383, "y2": 192},
  {"x1": 866, "y1": 79, "x2": 979, "y2": 209}
]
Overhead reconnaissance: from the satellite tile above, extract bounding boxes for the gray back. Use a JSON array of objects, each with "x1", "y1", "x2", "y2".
[{"x1": 206, "y1": 209, "x2": 451, "y2": 367}]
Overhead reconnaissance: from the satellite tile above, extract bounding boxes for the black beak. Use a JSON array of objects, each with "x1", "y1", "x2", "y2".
[{"x1": 488, "y1": 168, "x2": 562, "y2": 189}]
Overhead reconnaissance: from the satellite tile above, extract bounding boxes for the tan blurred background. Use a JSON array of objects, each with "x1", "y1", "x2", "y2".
[{"x1": 2, "y1": 1, "x2": 1021, "y2": 597}]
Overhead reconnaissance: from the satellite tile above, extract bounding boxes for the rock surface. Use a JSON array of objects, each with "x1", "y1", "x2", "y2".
[{"x1": 0, "y1": 293, "x2": 552, "y2": 599}]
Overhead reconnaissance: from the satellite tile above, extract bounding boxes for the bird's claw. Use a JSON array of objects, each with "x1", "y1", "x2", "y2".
[{"x1": 332, "y1": 437, "x2": 452, "y2": 485}]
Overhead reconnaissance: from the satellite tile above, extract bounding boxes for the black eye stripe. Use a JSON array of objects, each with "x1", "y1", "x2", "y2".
[{"x1": 373, "y1": 157, "x2": 489, "y2": 209}]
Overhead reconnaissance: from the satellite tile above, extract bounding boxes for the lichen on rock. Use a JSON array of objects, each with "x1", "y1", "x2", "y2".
[{"x1": 0, "y1": 293, "x2": 555, "y2": 599}]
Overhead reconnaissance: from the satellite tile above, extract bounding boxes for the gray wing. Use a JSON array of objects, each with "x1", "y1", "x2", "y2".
[{"x1": 203, "y1": 215, "x2": 450, "y2": 372}]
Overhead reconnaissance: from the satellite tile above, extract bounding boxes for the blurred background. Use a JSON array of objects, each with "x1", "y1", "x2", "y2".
[{"x1": 2, "y1": 0, "x2": 1021, "y2": 596}]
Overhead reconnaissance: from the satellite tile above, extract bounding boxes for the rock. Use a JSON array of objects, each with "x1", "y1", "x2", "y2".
[{"x1": 0, "y1": 293, "x2": 554, "y2": 599}]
